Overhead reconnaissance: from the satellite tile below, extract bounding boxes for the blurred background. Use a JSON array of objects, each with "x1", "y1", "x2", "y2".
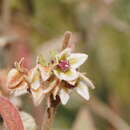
[{"x1": 0, "y1": 0, "x2": 130, "y2": 130}]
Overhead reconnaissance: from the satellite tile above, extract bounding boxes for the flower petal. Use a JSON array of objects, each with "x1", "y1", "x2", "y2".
[
  {"x1": 27, "y1": 67, "x2": 38, "y2": 82},
  {"x1": 7, "y1": 68, "x2": 24, "y2": 89},
  {"x1": 80, "y1": 73, "x2": 95, "y2": 89},
  {"x1": 59, "y1": 88, "x2": 70, "y2": 105},
  {"x1": 54, "y1": 69, "x2": 79, "y2": 81},
  {"x1": 43, "y1": 79, "x2": 59, "y2": 94},
  {"x1": 31, "y1": 88, "x2": 45, "y2": 106},
  {"x1": 57, "y1": 48, "x2": 71, "y2": 60},
  {"x1": 75, "y1": 81, "x2": 90, "y2": 100},
  {"x1": 38, "y1": 64, "x2": 51, "y2": 81},
  {"x1": 67, "y1": 53, "x2": 88, "y2": 69},
  {"x1": 31, "y1": 80, "x2": 41, "y2": 90},
  {"x1": 13, "y1": 81, "x2": 28, "y2": 96},
  {"x1": 28, "y1": 67, "x2": 41, "y2": 90}
]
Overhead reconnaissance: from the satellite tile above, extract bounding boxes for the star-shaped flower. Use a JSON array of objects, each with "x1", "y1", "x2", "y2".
[
  {"x1": 49, "y1": 48, "x2": 95, "y2": 105},
  {"x1": 53, "y1": 48, "x2": 88, "y2": 81},
  {"x1": 58, "y1": 73, "x2": 95, "y2": 105}
]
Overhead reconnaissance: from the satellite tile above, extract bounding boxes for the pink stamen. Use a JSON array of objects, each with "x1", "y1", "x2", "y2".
[{"x1": 57, "y1": 60, "x2": 70, "y2": 72}]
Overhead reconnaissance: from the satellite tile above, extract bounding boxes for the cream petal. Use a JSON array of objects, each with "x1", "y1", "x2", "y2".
[
  {"x1": 56, "y1": 48, "x2": 71, "y2": 61},
  {"x1": 43, "y1": 79, "x2": 58, "y2": 94},
  {"x1": 38, "y1": 64, "x2": 51, "y2": 81},
  {"x1": 13, "y1": 81, "x2": 28, "y2": 96},
  {"x1": 7, "y1": 68, "x2": 24, "y2": 89},
  {"x1": 27, "y1": 69, "x2": 35, "y2": 82},
  {"x1": 75, "y1": 81, "x2": 90, "y2": 100},
  {"x1": 27, "y1": 66, "x2": 38, "y2": 82},
  {"x1": 58, "y1": 48, "x2": 71, "y2": 58},
  {"x1": 67, "y1": 53, "x2": 88, "y2": 69},
  {"x1": 80, "y1": 73, "x2": 95, "y2": 89},
  {"x1": 54, "y1": 69, "x2": 79, "y2": 81},
  {"x1": 31, "y1": 88, "x2": 45, "y2": 106},
  {"x1": 59, "y1": 88, "x2": 70, "y2": 105},
  {"x1": 28, "y1": 67, "x2": 41, "y2": 90},
  {"x1": 31, "y1": 80, "x2": 41, "y2": 90},
  {"x1": 7, "y1": 68, "x2": 18, "y2": 82}
]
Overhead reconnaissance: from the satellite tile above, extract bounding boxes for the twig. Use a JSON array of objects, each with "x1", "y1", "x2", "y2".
[
  {"x1": 32, "y1": 104, "x2": 45, "y2": 130},
  {"x1": 62, "y1": 31, "x2": 72, "y2": 50},
  {"x1": 41, "y1": 106, "x2": 57, "y2": 130}
]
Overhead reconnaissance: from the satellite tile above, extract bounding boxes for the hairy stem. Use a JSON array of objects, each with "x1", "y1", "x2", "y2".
[
  {"x1": 62, "y1": 31, "x2": 72, "y2": 50},
  {"x1": 41, "y1": 106, "x2": 57, "y2": 130}
]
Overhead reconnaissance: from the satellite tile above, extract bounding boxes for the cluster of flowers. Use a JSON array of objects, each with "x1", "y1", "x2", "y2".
[{"x1": 7, "y1": 48, "x2": 95, "y2": 107}]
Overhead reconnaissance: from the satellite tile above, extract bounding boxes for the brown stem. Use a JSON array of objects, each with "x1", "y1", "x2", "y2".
[
  {"x1": 62, "y1": 31, "x2": 72, "y2": 50},
  {"x1": 41, "y1": 106, "x2": 57, "y2": 130},
  {"x1": 32, "y1": 104, "x2": 45, "y2": 130},
  {"x1": 41, "y1": 94, "x2": 60, "y2": 130}
]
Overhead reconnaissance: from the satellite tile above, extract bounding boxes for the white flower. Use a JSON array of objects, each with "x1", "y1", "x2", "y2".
[
  {"x1": 31, "y1": 87, "x2": 45, "y2": 106},
  {"x1": 27, "y1": 66, "x2": 41, "y2": 91},
  {"x1": 27, "y1": 67, "x2": 43, "y2": 106},
  {"x1": 58, "y1": 73, "x2": 95, "y2": 105},
  {"x1": 75, "y1": 73, "x2": 95, "y2": 101},
  {"x1": 75, "y1": 80, "x2": 90, "y2": 100},
  {"x1": 51, "y1": 48, "x2": 94, "y2": 105},
  {"x1": 7, "y1": 59, "x2": 28, "y2": 96},
  {"x1": 38, "y1": 64, "x2": 51, "y2": 81},
  {"x1": 7, "y1": 46, "x2": 94, "y2": 107},
  {"x1": 27, "y1": 64, "x2": 51, "y2": 106},
  {"x1": 7, "y1": 68, "x2": 24, "y2": 89},
  {"x1": 28, "y1": 64, "x2": 51, "y2": 90},
  {"x1": 53, "y1": 48, "x2": 88, "y2": 81}
]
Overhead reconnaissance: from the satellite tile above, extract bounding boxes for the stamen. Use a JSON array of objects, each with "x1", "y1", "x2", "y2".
[{"x1": 57, "y1": 60, "x2": 70, "y2": 72}]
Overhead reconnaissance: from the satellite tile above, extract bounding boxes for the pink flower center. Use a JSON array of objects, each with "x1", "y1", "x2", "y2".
[{"x1": 57, "y1": 60, "x2": 70, "y2": 72}]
